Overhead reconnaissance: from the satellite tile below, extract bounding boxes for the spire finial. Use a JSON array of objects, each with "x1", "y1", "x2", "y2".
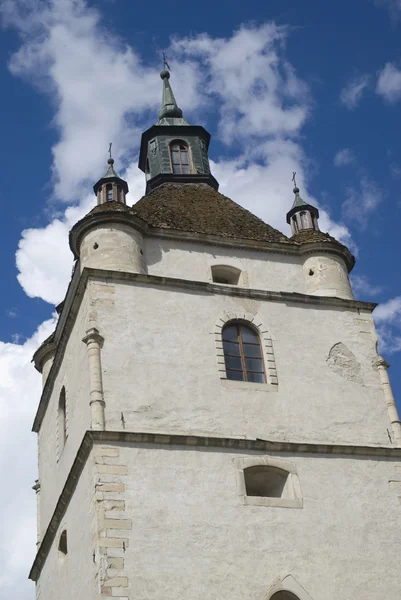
[
  {"x1": 163, "y1": 52, "x2": 171, "y2": 73},
  {"x1": 158, "y1": 58, "x2": 183, "y2": 121},
  {"x1": 108, "y1": 142, "x2": 114, "y2": 165},
  {"x1": 292, "y1": 171, "x2": 299, "y2": 194}
]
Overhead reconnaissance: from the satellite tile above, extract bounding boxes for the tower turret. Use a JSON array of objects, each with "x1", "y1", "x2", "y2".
[
  {"x1": 286, "y1": 179, "x2": 319, "y2": 236},
  {"x1": 93, "y1": 149, "x2": 129, "y2": 205},
  {"x1": 138, "y1": 70, "x2": 218, "y2": 193},
  {"x1": 70, "y1": 151, "x2": 145, "y2": 274},
  {"x1": 286, "y1": 178, "x2": 354, "y2": 299}
]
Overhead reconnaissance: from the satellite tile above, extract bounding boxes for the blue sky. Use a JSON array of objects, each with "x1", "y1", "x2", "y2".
[{"x1": 1, "y1": 0, "x2": 401, "y2": 597}]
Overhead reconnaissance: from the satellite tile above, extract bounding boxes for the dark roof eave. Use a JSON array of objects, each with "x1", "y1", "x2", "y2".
[{"x1": 93, "y1": 176, "x2": 129, "y2": 195}]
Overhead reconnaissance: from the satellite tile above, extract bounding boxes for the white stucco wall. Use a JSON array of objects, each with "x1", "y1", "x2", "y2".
[
  {"x1": 99, "y1": 442, "x2": 401, "y2": 600},
  {"x1": 34, "y1": 226, "x2": 397, "y2": 600},
  {"x1": 144, "y1": 238, "x2": 308, "y2": 293},
  {"x1": 93, "y1": 276, "x2": 389, "y2": 446},
  {"x1": 38, "y1": 291, "x2": 92, "y2": 537},
  {"x1": 36, "y1": 458, "x2": 97, "y2": 600}
]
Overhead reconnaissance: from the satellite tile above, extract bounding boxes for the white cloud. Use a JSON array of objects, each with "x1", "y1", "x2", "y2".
[
  {"x1": 351, "y1": 275, "x2": 383, "y2": 298},
  {"x1": 0, "y1": 316, "x2": 57, "y2": 600},
  {"x1": 342, "y1": 174, "x2": 384, "y2": 228},
  {"x1": 334, "y1": 148, "x2": 355, "y2": 167},
  {"x1": 375, "y1": 296, "x2": 401, "y2": 322},
  {"x1": 170, "y1": 24, "x2": 310, "y2": 144},
  {"x1": 374, "y1": 296, "x2": 401, "y2": 354},
  {"x1": 376, "y1": 62, "x2": 401, "y2": 103},
  {"x1": 340, "y1": 74, "x2": 370, "y2": 109}
]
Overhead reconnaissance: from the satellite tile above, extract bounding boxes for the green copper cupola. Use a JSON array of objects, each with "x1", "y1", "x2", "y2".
[{"x1": 139, "y1": 70, "x2": 218, "y2": 193}]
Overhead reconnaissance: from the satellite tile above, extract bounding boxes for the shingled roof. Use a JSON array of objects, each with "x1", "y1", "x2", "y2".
[
  {"x1": 132, "y1": 183, "x2": 290, "y2": 243},
  {"x1": 290, "y1": 230, "x2": 338, "y2": 244}
]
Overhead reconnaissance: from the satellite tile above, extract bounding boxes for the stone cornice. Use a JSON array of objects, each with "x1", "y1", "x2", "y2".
[
  {"x1": 29, "y1": 429, "x2": 401, "y2": 582},
  {"x1": 69, "y1": 204, "x2": 354, "y2": 271},
  {"x1": 32, "y1": 267, "x2": 377, "y2": 432}
]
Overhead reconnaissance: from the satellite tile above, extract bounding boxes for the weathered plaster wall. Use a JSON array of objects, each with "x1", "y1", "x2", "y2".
[
  {"x1": 80, "y1": 224, "x2": 146, "y2": 274},
  {"x1": 97, "y1": 442, "x2": 401, "y2": 600},
  {"x1": 36, "y1": 458, "x2": 97, "y2": 600},
  {"x1": 144, "y1": 238, "x2": 307, "y2": 293},
  {"x1": 94, "y1": 276, "x2": 389, "y2": 446},
  {"x1": 38, "y1": 291, "x2": 92, "y2": 537}
]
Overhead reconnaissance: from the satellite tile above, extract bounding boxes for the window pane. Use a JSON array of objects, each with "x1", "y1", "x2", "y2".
[
  {"x1": 172, "y1": 164, "x2": 181, "y2": 174},
  {"x1": 171, "y1": 144, "x2": 179, "y2": 151},
  {"x1": 225, "y1": 356, "x2": 242, "y2": 370},
  {"x1": 179, "y1": 144, "x2": 187, "y2": 151},
  {"x1": 180, "y1": 151, "x2": 189, "y2": 164},
  {"x1": 240, "y1": 327, "x2": 259, "y2": 343},
  {"x1": 181, "y1": 164, "x2": 190, "y2": 174},
  {"x1": 222, "y1": 325, "x2": 239, "y2": 342},
  {"x1": 242, "y1": 343, "x2": 262, "y2": 358},
  {"x1": 226, "y1": 370, "x2": 244, "y2": 381},
  {"x1": 171, "y1": 151, "x2": 180, "y2": 163},
  {"x1": 245, "y1": 358, "x2": 263, "y2": 372},
  {"x1": 247, "y1": 371, "x2": 265, "y2": 383},
  {"x1": 223, "y1": 341, "x2": 240, "y2": 356}
]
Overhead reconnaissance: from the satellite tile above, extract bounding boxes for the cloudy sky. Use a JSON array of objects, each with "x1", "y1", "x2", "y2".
[{"x1": 1, "y1": 0, "x2": 401, "y2": 597}]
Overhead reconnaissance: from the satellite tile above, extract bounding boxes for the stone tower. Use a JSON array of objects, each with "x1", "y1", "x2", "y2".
[{"x1": 30, "y1": 72, "x2": 401, "y2": 600}]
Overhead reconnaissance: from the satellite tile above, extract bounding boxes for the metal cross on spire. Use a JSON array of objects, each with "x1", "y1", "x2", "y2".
[
  {"x1": 292, "y1": 172, "x2": 297, "y2": 188},
  {"x1": 108, "y1": 142, "x2": 113, "y2": 160},
  {"x1": 163, "y1": 52, "x2": 171, "y2": 72}
]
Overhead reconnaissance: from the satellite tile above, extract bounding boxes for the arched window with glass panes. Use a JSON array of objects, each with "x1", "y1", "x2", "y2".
[
  {"x1": 222, "y1": 322, "x2": 266, "y2": 383},
  {"x1": 170, "y1": 141, "x2": 191, "y2": 174}
]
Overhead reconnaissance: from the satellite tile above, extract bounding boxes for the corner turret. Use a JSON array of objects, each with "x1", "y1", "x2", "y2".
[
  {"x1": 286, "y1": 177, "x2": 320, "y2": 235},
  {"x1": 93, "y1": 148, "x2": 129, "y2": 205},
  {"x1": 287, "y1": 177, "x2": 355, "y2": 300}
]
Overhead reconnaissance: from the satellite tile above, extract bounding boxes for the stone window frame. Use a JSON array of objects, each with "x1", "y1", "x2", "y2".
[
  {"x1": 234, "y1": 456, "x2": 303, "y2": 508},
  {"x1": 214, "y1": 310, "x2": 278, "y2": 391},
  {"x1": 208, "y1": 259, "x2": 248, "y2": 287},
  {"x1": 266, "y1": 575, "x2": 314, "y2": 600}
]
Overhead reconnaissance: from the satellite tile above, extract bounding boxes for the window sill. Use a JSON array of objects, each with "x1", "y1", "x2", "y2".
[
  {"x1": 243, "y1": 496, "x2": 303, "y2": 509},
  {"x1": 221, "y1": 379, "x2": 278, "y2": 392}
]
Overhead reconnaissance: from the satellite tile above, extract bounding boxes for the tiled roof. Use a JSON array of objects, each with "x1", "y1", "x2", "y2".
[
  {"x1": 290, "y1": 229, "x2": 339, "y2": 244},
  {"x1": 132, "y1": 183, "x2": 290, "y2": 243}
]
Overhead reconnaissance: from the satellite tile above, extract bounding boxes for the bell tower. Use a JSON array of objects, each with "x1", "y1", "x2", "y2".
[
  {"x1": 30, "y1": 71, "x2": 401, "y2": 600},
  {"x1": 138, "y1": 70, "x2": 218, "y2": 192}
]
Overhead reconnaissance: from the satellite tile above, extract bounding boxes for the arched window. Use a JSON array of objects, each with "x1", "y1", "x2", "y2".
[
  {"x1": 170, "y1": 142, "x2": 190, "y2": 174},
  {"x1": 58, "y1": 387, "x2": 67, "y2": 449},
  {"x1": 270, "y1": 593, "x2": 300, "y2": 600},
  {"x1": 106, "y1": 184, "x2": 113, "y2": 202},
  {"x1": 222, "y1": 322, "x2": 265, "y2": 383}
]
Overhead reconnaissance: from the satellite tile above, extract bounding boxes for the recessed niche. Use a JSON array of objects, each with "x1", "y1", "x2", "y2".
[{"x1": 211, "y1": 265, "x2": 241, "y2": 285}]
